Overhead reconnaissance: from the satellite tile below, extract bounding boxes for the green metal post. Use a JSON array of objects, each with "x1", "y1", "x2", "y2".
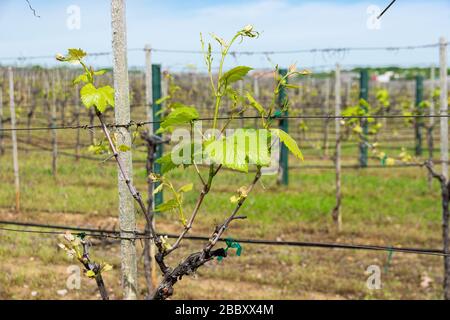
[
  {"x1": 152, "y1": 64, "x2": 163, "y2": 207},
  {"x1": 278, "y1": 68, "x2": 289, "y2": 185},
  {"x1": 415, "y1": 75, "x2": 424, "y2": 156},
  {"x1": 359, "y1": 69, "x2": 369, "y2": 168}
]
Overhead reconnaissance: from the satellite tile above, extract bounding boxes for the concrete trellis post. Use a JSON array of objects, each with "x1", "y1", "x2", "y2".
[
  {"x1": 143, "y1": 43, "x2": 159, "y2": 295},
  {"x1": 439, "y1": 36, "x2": 450, "y2": 300},
  {"x1": 8, "y1": 67, "x2": 20, "y2": 213},
  {"x1": 322, "y1": 78, "x2": 330, "y2": 157},
  {"x1": 51, "y1": 76, "x2": 58, "y2": 177},
  {"x1": 346, "y1": 78, "x2": 352, "y2": 107},
  {"x1": 111, "y1": 0, "x2": 138, "y2": 300},
  {"x1": 332, "y1": 64, "x2": 342, "y2": 230},
  {"x1": 439, "y1": 37, "x2": 448, "y2": 181},
  {"x1": 428, "y1": 65, "x2": 436, "y2": 188},
  {"x1": 145, "y1": 45, "x2": 153, "y2": 134},
  {"x1": 415, "y1": 75, "x2": 424, "y2": 156}
]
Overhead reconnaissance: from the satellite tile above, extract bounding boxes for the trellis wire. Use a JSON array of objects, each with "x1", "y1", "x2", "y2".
[
  {"x1": 0, "y1": 41, "x2": 448, "y2": 61},
  {"x1": 1, "y1": 114, "x2": 450, "y2": 133},
  {"x1": 0, "y1": 220, "x2": 447, "y2": 257}
]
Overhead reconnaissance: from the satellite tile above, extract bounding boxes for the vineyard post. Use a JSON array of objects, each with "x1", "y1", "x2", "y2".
[
  {"x1": 61, "y1": 70, "x2": 67, "y2": 127},
  {"x1": 51, "y1": 75, "x2": 58, "y2": 177},
  {"x1": 359, "y1": 69, "x2": 369, "y2": 168},
  {"x1": 8, "y1": 67, "x2": 20, "y2": 213},
  {"x1": 322, "y1": 77, "x2": 330, "y2": 157},
  {"x1": 0, "y1": 88, "x2": 3, "y2": 155},
  {"x1": 345, "y1": 78, "x2": 352, "y2": 107},
  {"x1": 332, "y1": 64, "x2": 342, "y2": 230},
  {"x1": 253, "y1": 75, "x2": 259, "y2": 128},
  {"x1": 440, "y1": 37, "x2": 448, "y2": 180},
  {"x1": 74, "y1": 85, "x2": 80, "y2": 162},
  {"x1": 297, "y1": 78, "x2": 303, "y2": 100},
  {"x1": 428, "y1": 65, "x2": 436, "y2": 188},
  {"x1": 142, "y1": 132, "x2": 158, "y2": 298},
  {"x1": 152, "y1": 64, "x2": 163, "y2": 207},
  {"x1": 145, "y1": 45, "x2": 153, "y2": 134},
  {"x1": 44, "y1": 75, "x2": 50, "y2": 117},
  {"x1": 415, "y1": 75, "x2": 424, "y2": 156},
  {"x1": 439, "y1": 36, "x2": 449, "y2": 299},
  {"x1": 277, "y1": 68, "x2": 289, "y2": 186},
  {"x1": 88, "y1": 108, "x2": 95, "y2": 144},
  {"x1": 111, "y1": 0, "x2": 138, "y2": 300},
  {"x1": 144, "y1": 44, "x2": 158, "y2": 294},
  {"x1": 25, "y1": 72, "x2": 33, "y2": 146}
]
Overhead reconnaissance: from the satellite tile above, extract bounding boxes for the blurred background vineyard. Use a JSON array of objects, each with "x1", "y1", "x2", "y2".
[{"x1": 0, "y1": 64, "x2": 447, "y2": 299}]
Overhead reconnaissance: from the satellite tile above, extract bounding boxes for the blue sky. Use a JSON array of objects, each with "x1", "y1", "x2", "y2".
[{"x1": 0, "y1": 0, "x2": 449, "y2": 71}]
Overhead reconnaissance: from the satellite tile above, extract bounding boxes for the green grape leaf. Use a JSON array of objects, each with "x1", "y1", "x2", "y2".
[
  {"x1": 284, "y1": 83, "x2": 300, "y2": 90},
  {"x1": 204, "y1": 136, "x2": 248, "y2": 172},
  {"x1": 156, "y1": 142, "x2": 195, "y2": 174},
  {"x1": 118, "y1": 144, "x2": 131, "y2": 152},
  {"x1": 57, "y1": 48, "x2": 87, "y2": 63},
  {"x1": 157, "y1": 106, "x2": 199, "y2": 133},
  {"x1": 87, "y1": 143, "x2": 109, "y2": 155},
  {"x1": 153, "y1": 183, "x2": 164, "y2": 195},
  {"x1": 178, "y1": 183, "x2": 193, "y2": 193},
  {"x1": 96, "y1": 86, "x2": 115, "y2": 112},
  {"x1": 155, "y1": 96, "x2": 170, "y2": 105},
  {"x1": 80, "y1": 83, "x2": 97, "y2": 109},
  {"x1": 155, "y1": 199, "x2": 179, "y2": 213},
  {"x1": 73, "y1": 74, "x2": 89, "y2": 85},
  {"x1": 211, "y1": 33, "x2": 227, "y2": 47},
  {"x1": 80, "y1": 84, "x2": 115, "y2": 112},
  {"x1": 271, "y1": 129, "x2": 303, "y2": 160},
  {"x1": 94, "y1": 69, "x2": 108, "y2": 76},
  {"x1": 204, "y1": 129, "x2": 271, "y2": 172},
  {"x1": 246, "y1": 92, "x2": 265, "y2": 116},
  {"x1": 73, "y1": 70, "x2": 106, "y2": 85},
  {"x1": 156, "y1": 153, "x2": 180, "y2": 174},
  {"x1": 220, "y1": 66, "x2": 253, "y2": 85},
  {"x1": 100, "y1": 264, "x2": 113, "y2": 273}
]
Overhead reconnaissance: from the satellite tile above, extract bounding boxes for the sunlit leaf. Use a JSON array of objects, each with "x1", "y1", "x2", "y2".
[
  {"x1": 246, "y1": 92, "x2": 265, "y2": 116},
  {"x1": 157, "y1": 106, "x2": 199, "y2": 133},
  {"x1": 178, "y1": 183, "x2": 193, "y2": 193},
  {"x1": 80, "y1": 84, "x2": 114, "y2": 113},
  {"x1": 220, "y1": 66, "x2": 253, "y2": 85},
  {"x1": 118, "y1": 144, "x2": 131, "y2": 152},
  {"x1": 271, "y1": 129, "x2": 303, "y2": 160},
  {"x1": 153, "y1": 183, "x2": 164, "y2": 195},
  {"x1": 204, "y1": 129, "x2": 271, "y2": 172},
  {"x1": 56, "y1": 48, "x2": 86, "y2": 63},
  {"x1": 155, "y1": 199, "x2": 179, "y2": 213}
]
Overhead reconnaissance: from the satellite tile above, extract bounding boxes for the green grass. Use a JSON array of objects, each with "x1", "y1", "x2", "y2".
[{"x1": 0, "y1": 132, "x2": 446, "y2": 300}]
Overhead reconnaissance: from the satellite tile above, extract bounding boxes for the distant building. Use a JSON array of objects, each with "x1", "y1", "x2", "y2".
[{"x1": 373, "y1": 71, "x2": 395, "y2": 83}]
